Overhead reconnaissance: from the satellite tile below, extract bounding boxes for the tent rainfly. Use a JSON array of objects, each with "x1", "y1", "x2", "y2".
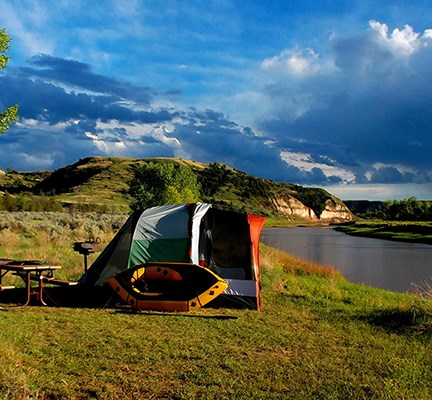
[{"x1": 79, "y1": 203, "x2": 266, "y2": 310}]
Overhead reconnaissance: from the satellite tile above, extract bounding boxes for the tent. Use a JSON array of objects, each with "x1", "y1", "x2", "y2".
[{"x1": 79, "y1": 203, "x2": 266, "y2": 309}]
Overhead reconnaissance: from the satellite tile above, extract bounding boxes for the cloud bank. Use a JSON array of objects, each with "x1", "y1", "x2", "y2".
[{"x1": 255, "y1": 21, "x2": 432, "y2": 186}]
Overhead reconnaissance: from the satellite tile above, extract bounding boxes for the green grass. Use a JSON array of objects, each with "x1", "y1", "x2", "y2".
[
  {"x1": 264, "y1": 214, "x2": 321, "y2": 227},
  {"x1": 0, "y1": 214, "x2": 431, "y2": 399},
  {"x1": 335, "y1": 220, "x2": 432, "y2": 244}
]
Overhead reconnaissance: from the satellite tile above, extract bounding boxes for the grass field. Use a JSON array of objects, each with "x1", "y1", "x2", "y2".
[
  {"x1": 0, "y1": 213, "x2": 431, "y2": 399},
  {"x1": 334, "y1": 220, "x2": 432, "y2": 245}
]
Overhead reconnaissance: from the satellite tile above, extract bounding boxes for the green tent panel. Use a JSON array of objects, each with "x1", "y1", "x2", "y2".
[{"x1": 128, "y1": 203, "x2": 193, "y2": 266}]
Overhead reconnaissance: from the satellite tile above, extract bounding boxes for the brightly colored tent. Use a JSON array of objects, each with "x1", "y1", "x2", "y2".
[{"x1": 79, "y1": 203, "x2": 266, "y2": 309}]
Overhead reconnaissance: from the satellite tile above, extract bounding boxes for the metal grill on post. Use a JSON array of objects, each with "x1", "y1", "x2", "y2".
[{"x1": 73, "y1": 238, "x2": 101, "y2": 273}]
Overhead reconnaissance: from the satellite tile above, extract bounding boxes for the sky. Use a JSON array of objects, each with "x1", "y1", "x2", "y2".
[{"x1": 1, "y1": 1, "x2": 432, "y2": 200}]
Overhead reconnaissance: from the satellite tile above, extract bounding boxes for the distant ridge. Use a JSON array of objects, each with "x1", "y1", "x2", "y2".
[
  {"x1": 344, "y1": 200, "x2": 384, "y2": 216},
  {"x1": 0, "y1": 156, "x2": 355, "y2": 222}
]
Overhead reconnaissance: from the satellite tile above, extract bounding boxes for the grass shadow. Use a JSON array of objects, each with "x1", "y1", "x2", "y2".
[
  {"x1": 358, "y1": 307, "x2": 432, "y2": 336},
  {"x1": 114, "y1": 307, "x2": 238, "y2": 320}
]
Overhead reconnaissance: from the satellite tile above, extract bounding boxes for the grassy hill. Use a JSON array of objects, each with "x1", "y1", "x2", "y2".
[
  {"x1": 0, "y1": 169, "x2": 50, "y2": 193},
  {"x1": 0, "y1": 156, "x2": 353, "y2": 221}
]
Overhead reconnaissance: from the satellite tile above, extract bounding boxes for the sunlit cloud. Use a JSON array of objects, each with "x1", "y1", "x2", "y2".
[
  {"x1": 262, "y1": 47, "x2": 323, "y2": 76},
  {"x1": 369, "y1": 20, "x2": 423, "y2": 56},
  {"x1": 281, "y1": 151, "x2": 356, "y2": 183}
]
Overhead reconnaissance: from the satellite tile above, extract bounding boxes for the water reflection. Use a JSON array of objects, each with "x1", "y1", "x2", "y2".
[{"x1": 261, "y1": 227, "x2": 432, "y2": 293}]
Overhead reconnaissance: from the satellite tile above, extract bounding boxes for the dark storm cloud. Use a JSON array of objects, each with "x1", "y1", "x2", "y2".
[
  {"x1": 21, "y1": 54, "x2": 154, "y2": 104},
  {"x1": 2, "y1": 54, "x2": 298, "y2": 178},
  {"x1": 258, "y1": 21, "x2": 432, "y2": 184},
  {"x1": 172, "y1": 114, "x2": 331, "y2": 183},
  {"x1": 285, "y1": 75, "x2": 432, "y2": 169},
  {"x1": 0, "y1": 74, "x2": 172, "y2": 126},
  {"x1": 368, "y1": 166, "x2": 412, "y2": 183},
  {"x1": 0, "y1": 126, "x2": 103, "y2": 171}
]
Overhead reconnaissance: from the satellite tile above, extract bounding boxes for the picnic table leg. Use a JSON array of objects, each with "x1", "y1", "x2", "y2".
[
  {"x1": 38, "y1": 273, "x2": 48, "y2": 306},
  {"x1": 0, "y1": 272, "x2": 31, "y2": 310},
  {"x1": 24, "y1": 272, "x2": 31, "y2": 306}
]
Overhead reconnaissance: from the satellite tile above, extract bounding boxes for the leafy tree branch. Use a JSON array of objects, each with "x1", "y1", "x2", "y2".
[
  {"x1": 0, "y1": 28, "x2": 19, "y2": 134},
  {"x1": 129, "y1": 161, "x2": 201, "y2": 210}
]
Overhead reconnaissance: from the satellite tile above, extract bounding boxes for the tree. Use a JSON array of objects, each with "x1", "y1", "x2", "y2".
[
  {"x1": 0, "y1": 28, "x2": 19, "y2": 133},
  {"x1": 292, "y1": 186, "x2": 331, "y2": 218},
  {"x1": 199, "y1": 162, "x2": 230, "y2": 196},
  {"x1": 380, "y1": 197, "x2": 432, "y2": 221},
  {"x1": 129, "y1": 162, "x2": 201, "y2": 211}
]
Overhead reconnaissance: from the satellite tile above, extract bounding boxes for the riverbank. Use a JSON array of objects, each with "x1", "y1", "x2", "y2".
[
  {"x1": 0, "y1": 213, "x2": 431, "y2": 398},
  {"x1": 334, "y1": 220, "x2": 432, "y2": 245}
]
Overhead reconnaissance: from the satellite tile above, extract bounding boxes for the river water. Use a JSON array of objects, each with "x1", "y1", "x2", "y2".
[{"x1": 261, "y1": 227, "x2": 432, "y2": 293}]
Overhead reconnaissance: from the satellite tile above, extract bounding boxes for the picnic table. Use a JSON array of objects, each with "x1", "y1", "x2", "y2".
[{"x1": 0, "y1": 259, "x2": 62, "y2": 309}]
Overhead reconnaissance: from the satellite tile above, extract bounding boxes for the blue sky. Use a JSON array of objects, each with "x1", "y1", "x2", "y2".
[{"x1": 1, "y1": 1, "x2": 432, "y2": 200}]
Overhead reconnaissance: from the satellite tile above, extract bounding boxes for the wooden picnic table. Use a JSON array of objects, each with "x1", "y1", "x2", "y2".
[{"x1": 0, "y1": 260, "x2": 62, "y2": 309}]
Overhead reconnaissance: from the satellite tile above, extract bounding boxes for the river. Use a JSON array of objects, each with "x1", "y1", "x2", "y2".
[{"x1": 261, "y1": 227, "x2": 432, "y2": 293}]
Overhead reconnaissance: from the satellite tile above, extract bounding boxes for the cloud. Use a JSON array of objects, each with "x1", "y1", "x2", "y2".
[
  {"x1": 281, "y1": 151, "x2": 355, "y2": 183},
  {"x1": 0, "y1": 56, "x2": 164, "y2": 130},
  {"x1": 322, "y1": 183, "x2": 432, "y2": 201},
  {"x1": 1, "y1": 55, "x2": 295, "y2": 178},
  {"x1": 22, "y1": 54, "x2": 154, "y2": 103},
  {"x1": 262, "y1": 47, "x2": 323, "y2": 77},
  {"x1": 0, "y1": 124, "x2": 102, "y2": 171},
  {"x1": 369, "y1": 20, "x2": 421, "y2": 56},
  {"x1": 256, "y1": 20, "x2": 432, "y2": 187},
  {"x1": 365, "y1": 162, "x2": 429, "y2": 184},
  {"x1": 1, "y1": 19, "x2": 432, "y2": 196}
]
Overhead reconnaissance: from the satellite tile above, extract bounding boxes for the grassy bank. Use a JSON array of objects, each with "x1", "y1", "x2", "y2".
[
  {"x1": 264, "y1": 214, "x2": 319, "y2": 227},
  {"x1": 0, "y1": 213, "x2": 431, "y2": 399},
  {"x1": 335, "y1": 220, "x2": 432, "y2": 245}
]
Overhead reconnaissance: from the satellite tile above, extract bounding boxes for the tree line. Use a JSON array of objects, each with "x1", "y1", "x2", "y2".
[
  {"x1": 129, "y1": 162, "x2": 432, "y2": 221},
  {"x1": 0, "y1": 192, "x2": 63, "y2": 212},
  {"x1": 380, "y1": 197, "x2": 432, "y2": 221},
  {"x1": 351, "y1": 197, "x2": 432, "y2": 221},
  {"x1": 0, "y1": 192, "x2": 118, "y2": 213}
]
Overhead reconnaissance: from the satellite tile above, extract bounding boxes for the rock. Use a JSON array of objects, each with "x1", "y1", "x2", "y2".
[
  {"x1": 271, "y1": 195, "x2": 355, "y2": 223},
  {"x1": 319, "y1": 198, "x2": 355, "y2": 223},
  {"x1": 271, "y1": 196, "x2": 318, "y2": 221}
]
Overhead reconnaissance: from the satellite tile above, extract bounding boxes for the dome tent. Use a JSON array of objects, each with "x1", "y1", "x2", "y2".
[{"x1": 79, "y1": 203, "x2": 266, "y2": 310}]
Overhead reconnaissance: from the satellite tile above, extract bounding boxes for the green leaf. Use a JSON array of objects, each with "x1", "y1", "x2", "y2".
[{"x1": 0, "y1": 105, "x2": 19, "y2": 134}]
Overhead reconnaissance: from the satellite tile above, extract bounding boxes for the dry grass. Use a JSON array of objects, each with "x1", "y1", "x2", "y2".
[
  {"x1": 260, "y1": 242, "x2": 340, "y2": 278},
  {"x1": 0, "y1": 212, "x2": 127, "y2": 281},
  {"x1": 411, "y1": 281, "x2": 432, "y2": 301}
]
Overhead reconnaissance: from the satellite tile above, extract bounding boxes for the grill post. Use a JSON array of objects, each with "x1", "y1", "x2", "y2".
[{"x1": 73, "y1": 238, "x2": 101, "y2": 273}]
